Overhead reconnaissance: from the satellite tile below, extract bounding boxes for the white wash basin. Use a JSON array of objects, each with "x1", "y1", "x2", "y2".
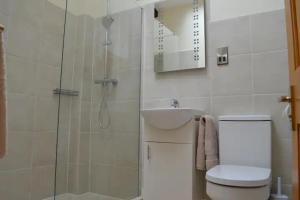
[{"x1": 141, "y1": 108, "x2": 204, "y2": 130}]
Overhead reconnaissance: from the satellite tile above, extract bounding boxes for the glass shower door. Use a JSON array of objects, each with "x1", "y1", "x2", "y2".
[
  {"x1": 0, "y1": 0, "x2": 67, "y2": 199},
  {"x1": 55, "y1": 0, "x2": 142, "y2": 199}
]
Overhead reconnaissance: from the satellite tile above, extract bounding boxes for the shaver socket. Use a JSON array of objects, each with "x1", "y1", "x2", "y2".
[{"x1": 217, "y1": 47, "x2": 229, "y2": 66}]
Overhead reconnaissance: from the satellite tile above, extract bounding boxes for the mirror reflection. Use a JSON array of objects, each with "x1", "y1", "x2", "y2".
[{"x1": 154, "y1": 0, "x2": 206, "y2": 72}]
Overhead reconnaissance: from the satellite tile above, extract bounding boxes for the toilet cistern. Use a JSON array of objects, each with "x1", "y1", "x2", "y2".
[{"x1": 206, "y1": 115, "x2": 272, "y2": 200}]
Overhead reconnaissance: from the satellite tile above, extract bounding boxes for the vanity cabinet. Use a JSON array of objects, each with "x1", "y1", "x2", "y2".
[
  {"x1": 142, "y1": 120, "x2": 200, "y2": 200},
  {"x1": 143, "y1": 142, "x2": 194, "y2": 200}
]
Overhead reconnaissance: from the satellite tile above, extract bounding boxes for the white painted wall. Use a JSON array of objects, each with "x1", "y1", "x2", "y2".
[
  {"x1": 209, "y1": 0, "x2": 285, "y2": 21},
  {"x1": 48, "y1": 0, "x2": 285, "y2": 20},
  {"x1": 136, "y1": 0, "x2": 285, "y2": 21},
  {"x1": 48, "y1": 0, "x2": 84, "y2": 15},
  {"x1": 110, "y1": 0, "x2": 139, "y2": 14},
  {"x1": 48, "y1": 0, "x2": 139, "y2": 18},
  {"x1": 48, "y1": 0, "x2": 106, "y2": 17},
  {"x1": 84, "y1": 0, "x2": 107, "y2": 17}
]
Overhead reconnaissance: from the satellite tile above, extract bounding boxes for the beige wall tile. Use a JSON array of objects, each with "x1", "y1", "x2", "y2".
[
  {"x1": 252, "y1": 50, "x2": 289, "y2": 94},
  {"x1": 91, "y1": 164, "x2": 111, "y2": 195},
  {"x1": 108, "y1": 100, "x2": 140, "y2": 133},
  {"x1": 210, "y1": 55, "x2": 252, "y2": 96},
  {"x1": 6, "y1": 13, "x2": 41, "y2": 61},
  {"x1": 42, "y1": 1, "x2": 65, "y2": 35},
  {"x1": 91, "y1": 133, "x2": 115, "y2": 165},
  {"x1": 55, "y1": 163, "x2": 68, "y2": 195},
  {"x1": 6, "y1": 55, "x2": 36, "y2": 95},
  {"x1": 0, "y1": 169, "x2": 31, "y2": 200},
  {"x1": 0, "y1": 0, "x2": 10, "y2": 15},
  {"x1": 35, "y1": 63, "x2": 61, "y2": 96},
  {"x1": 109, "y1": 166, "x2": 139, "y2": 199},
  {"x1": 113, "y1": 134, "x2": 139, "y2": 169},
  {"x1": 250, "y1": 10, "x2": 287, "y2": 53},
  {"x1": 179, "y1": 97, "x2": 211, "y2": 113},
  {"x1": 208, "y1": 16, "x2": 251, "y2": 56},
  {"x1": 32, "y1": 132, "x2": 57, "y2": 167},
  {"x1": 272, "y1": 138, "x2": 292, "y2": 185},
  {"x1": 211, "y1": 95, "x2": 253, "y2": 117},
  {"x1": 68, "y1": 164, "x2": 89, "y2": 194},
  {"x1": 38, "y1": 32, "x2": 63, "y2": 67},
  {"x1": 110, "y1": 68, "x2": 141, "y2": 101},
  {"x1": 80, "y1": 101, "x2": 92, "y2": 132},
  {"x1": 0, "y1": 132, "x2": 33, "y2": 170},
  {"x1": 31, "y1": 166, "x2": 55, "y2": 200},
  {"x1": 254, "y1": 94, "x2": 291, "y2": 139},
  {"x1": 69, "y1": 131, "x2": 80, "y2": 164},
  {"x1": 78, "y1": 133, "x2": 90, "y2": 165},
  {"x1": 7, "y1": 94, "x2": 34, "y2": 132},
  {"x1": 34, "y1": 96, "x2": 59, "y2": 132}
]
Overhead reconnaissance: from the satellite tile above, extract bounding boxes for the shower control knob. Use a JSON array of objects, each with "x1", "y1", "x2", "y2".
[{"x1": 171, "y1": 99, "x2": 179, "y2": 108}]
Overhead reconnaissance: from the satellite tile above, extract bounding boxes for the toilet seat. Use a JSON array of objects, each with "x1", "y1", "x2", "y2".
[
  {"x1": 206, "y1": 165, "x2": 271, "y2": 187},
  {"x1": 206, "y1": 181, "x2": 270, "y2": 200}
]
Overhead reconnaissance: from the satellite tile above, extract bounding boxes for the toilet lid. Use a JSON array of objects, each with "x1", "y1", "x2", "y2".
[{"x1": 206, "y1": 165, "x2": 271, "y2": 187}]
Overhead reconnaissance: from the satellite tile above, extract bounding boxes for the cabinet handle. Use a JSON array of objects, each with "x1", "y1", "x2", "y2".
[{"x1": 147, "y1": 144, "x2": 151, "y2": 160}]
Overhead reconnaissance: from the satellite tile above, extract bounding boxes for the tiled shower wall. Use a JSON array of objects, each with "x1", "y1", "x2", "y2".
[
  {"x1": 0, "y1": 0, "x2": 66, "y2": 199},
  {"x1": 142, "y1": 4, "x2": 292, "y2": 199},
  {"x1": 59, "y1": 6, "x2": 141, "y2": 200},
  {"x1": 0, "y1": 0, "x2": 142, "y2": 199},
  {"x1": 89, "y1": 9, "x2": 141, "y2": 199}
]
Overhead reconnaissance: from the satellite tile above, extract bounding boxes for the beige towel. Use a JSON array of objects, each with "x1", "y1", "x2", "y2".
[
  {"x1": 196, "y1": 115, "x2": 218, "y2": 170},
  {"x1": 0, "y1": 29, "x2": 6, "y2": 158},
  {"x1": 196, "y1": 117, "x2": 206, "y2": 170}
]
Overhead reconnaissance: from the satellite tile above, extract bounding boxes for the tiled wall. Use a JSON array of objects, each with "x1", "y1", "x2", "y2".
[
  {"x1": 142, "y1": 4, "x2": 292, "y2": 198},
  {"x1": 57, "y1": 10, "x2": 87, "y2": 196},
  {"x1": 58, "y1": 6, "x2": 142, "y2": 200},
  {"x1": 0, "y1": 0, "x2": 142, "y2": 199},
  {"x1": 89, "y1": 9, "x2": 142, "y2": 199},
  {"x1": 0, "y1": 0, "x2": 66, "y2": 199}
]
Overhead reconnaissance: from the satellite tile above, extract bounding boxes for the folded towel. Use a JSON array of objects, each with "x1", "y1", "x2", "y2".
[
  {"x1": 204, "y1": 115, "x2": 219, "y2": 170},
  {"x1": 196, "y1": 117, "x2": 206, "y2": 170},
  {"x1": 196, "y1": 115, "x2": 218, "y2": 170},
  {"x1": 0, "y1": 29, "x2": 6, "y2": 158}
]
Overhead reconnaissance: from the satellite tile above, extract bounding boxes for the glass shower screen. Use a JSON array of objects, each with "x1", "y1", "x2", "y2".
[{"x1": 55, "y1": 0, "x2": 142, "y2": 200}]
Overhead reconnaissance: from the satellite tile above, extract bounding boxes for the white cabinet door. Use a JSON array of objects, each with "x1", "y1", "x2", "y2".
[{"x1": 143, "y1": 142, "x2": 194, "y2": 200}]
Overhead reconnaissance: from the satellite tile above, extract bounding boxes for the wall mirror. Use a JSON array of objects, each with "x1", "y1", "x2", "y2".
[{"x1": 154, "y1": 0, "x2": 206, "y2": 73}]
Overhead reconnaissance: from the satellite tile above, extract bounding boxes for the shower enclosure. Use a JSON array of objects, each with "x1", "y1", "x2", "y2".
[{"x1": 0, "y1": 0, "x2": 142, "y2": 199}]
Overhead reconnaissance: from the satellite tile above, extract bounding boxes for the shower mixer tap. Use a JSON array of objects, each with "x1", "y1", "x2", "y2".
[
  {"x1": 171, "y1": 99, "x2": 179, "y2": 108},
  {"x1": 95, "y1": 14, "x2": 116, "y2": 129}
]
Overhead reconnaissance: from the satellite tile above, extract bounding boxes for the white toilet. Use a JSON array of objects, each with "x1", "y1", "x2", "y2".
[{"x1": 206, "y1": 115, "x2": 272, "y2": 200}]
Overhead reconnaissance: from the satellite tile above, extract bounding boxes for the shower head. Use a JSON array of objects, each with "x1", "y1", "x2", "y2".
[{"x1": 102, "y1": 15, "x2": 114, "y2": 30}]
